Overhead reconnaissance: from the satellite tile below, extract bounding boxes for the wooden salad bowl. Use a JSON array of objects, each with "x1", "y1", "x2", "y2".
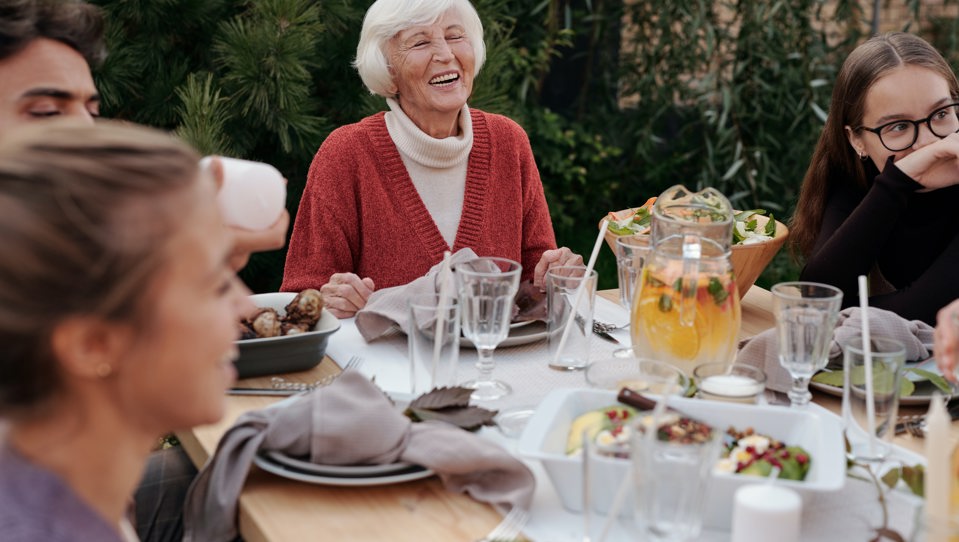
[{"x1": 600, "y1": 208, "x2": 789, "y2": 299}]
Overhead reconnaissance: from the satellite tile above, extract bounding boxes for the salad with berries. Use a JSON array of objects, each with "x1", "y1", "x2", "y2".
[
  {"x1": 715, "y1": 427, "x2": 811, "y2": 481},
  {"x1": 565, "y1": 406, "x2": 812, "y2": 481}
]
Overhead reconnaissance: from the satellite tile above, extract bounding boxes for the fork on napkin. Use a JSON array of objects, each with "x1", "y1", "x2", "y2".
[{"x1": 182, "y1": 371, "x2": 534, "y2": 542}]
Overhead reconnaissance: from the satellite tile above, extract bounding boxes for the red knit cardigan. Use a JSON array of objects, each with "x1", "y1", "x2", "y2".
[{"x1": 281, "y1": 108, "x2": 557, "y2": 291}]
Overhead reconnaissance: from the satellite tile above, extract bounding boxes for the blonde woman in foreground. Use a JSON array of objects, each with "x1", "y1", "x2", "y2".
[{"x1": 0, "y1": 121, "x2": 251, "y2": 541}]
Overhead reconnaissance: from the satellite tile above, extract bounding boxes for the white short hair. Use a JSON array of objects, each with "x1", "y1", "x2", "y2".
[{"x1": 354, "y1": 0, "x2": 486, "y2": 98}]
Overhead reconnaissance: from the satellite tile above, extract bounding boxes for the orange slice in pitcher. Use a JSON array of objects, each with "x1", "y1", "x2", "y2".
[{"x1": 636, "y1": 291, "x2": 701, "y2": 360}]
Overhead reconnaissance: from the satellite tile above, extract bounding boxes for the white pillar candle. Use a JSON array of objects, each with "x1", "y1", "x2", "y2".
[
  {"x1": 201, "y1": 156, "x2": 287, "y2": 231},
  {"x1": 925, "y1": 393, "x2": 951, "y2": 536},
  {"x1": 731, "y1": 484, "x2": 802, "y2": 542}
]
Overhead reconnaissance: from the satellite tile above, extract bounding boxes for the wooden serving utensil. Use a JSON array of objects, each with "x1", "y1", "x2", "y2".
[{"x1": 616, "y1": 387, "x2": 717, "y2": 439}]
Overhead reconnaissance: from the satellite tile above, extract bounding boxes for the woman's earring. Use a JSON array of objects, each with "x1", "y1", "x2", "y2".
[{"x1": 859, "y1": 151, "x2": 868, "y2": 161}]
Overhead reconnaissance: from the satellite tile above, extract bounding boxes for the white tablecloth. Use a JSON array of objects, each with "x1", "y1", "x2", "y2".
[{"x1": 325, "y1": 296, "x2": 925, "y2": 541}]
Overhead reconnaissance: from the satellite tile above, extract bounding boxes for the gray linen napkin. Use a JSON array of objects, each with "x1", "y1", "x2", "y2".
[
  {"x1": 736, "y1": 306, "x2": 934, "y2": 393},
  {"x1": 355, "y1": 247, "x2": 477, "y2": 342},
  {"x1": 182, "y1": 371, "x2": 534, "y2": 542}
]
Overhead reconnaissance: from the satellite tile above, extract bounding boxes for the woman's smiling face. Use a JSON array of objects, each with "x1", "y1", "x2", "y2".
[{"x1": 388, "y1": 8, "x2": 475, "y2": 137}]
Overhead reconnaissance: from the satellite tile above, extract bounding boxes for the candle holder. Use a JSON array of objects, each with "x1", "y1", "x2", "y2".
[{"x1": 693, "y1": 362, "x2": 766, "y2": 405}]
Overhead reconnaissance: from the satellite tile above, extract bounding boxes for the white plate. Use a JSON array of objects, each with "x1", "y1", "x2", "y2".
[
  {"x1": 811, "y1": 359, "x2": 951, "y2": 406},
  {"x1": 254, "y1": 454, "x2": 434, "y2": 487},
  {"x1": 461, "y1": 321, "x2": 548, "y2": 349},
  {"x1": 509, "y1": 319, "x2": 537, "y2": 330},
  {"x1": 263, "y1": 451, "x2": 418, "y2": 478}
]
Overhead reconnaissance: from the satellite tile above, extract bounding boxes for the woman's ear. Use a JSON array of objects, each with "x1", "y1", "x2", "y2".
[
  {"x1": 845, "y1": 125, "x2": 866, "y2": 159},
  {"x1": 50, "y1": 317, "x2": 133, "y2": 380}
]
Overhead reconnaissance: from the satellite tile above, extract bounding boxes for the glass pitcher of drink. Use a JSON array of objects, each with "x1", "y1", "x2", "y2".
[{"x1": 630, "y1": 185, "x2": 742, "y2": 377}]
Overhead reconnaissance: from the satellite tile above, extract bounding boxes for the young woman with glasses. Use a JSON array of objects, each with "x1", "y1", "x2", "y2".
[{"x1": 790, "y1": 32, "x2": 959, "y2": 325}]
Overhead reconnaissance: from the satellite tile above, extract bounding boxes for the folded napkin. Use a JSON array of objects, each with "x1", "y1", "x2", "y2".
[
  {"x1": 355, "y1": 248, "x2": 477, "y2": 342},
  {"x1": 736, "y1": 306, "x2": 934, "y2": 393},
  {"x1": 182, "y1": 371, "x2": 534, "y2": 542}
]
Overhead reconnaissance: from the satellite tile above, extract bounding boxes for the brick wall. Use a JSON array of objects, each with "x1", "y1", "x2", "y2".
[{"x1": 870, "y1": 0, "x2": 958, "y2": 33}]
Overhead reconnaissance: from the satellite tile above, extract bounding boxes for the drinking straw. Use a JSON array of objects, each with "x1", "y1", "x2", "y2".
[
  {"x1": 431, "y1": 251, "x2": 452, "y2": 387},
  {"x1": 857, "y1": 275, "x2": 877, "y2": 458},
  {"x1": 551, "y1": 220, "x2": 609, "y2": 365}
]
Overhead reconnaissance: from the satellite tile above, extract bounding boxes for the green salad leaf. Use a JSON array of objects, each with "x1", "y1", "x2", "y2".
[{"x1": 731, "y1": 209, "x2": 777, "y2": 244}]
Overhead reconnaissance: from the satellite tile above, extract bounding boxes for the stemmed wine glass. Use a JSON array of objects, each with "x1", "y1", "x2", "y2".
[
  {"x1": 772, "y1": 281, "x2": 843, "y2": 408},
  {"x1": 455, "y1": 257, "x2": 521, "y2": 401}
]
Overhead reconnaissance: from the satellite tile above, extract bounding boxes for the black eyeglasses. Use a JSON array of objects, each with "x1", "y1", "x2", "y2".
[{"x1": 856, "y1": 102, "x2": 959, "y2": 152}]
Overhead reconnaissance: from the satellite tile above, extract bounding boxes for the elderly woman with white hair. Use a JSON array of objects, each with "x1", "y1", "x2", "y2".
[{"x1": 281, "y1": 0, "x2": 582, "y2": 317}]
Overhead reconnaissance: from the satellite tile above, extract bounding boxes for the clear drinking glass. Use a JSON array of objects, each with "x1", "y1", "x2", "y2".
[
  {"x1": 842, "y1": 335, "x2": 906, "y2": 463},
  {"x1": 615, "y1": 234, "x2": 650, "y2": 309},
  {"x1": 455, "y1": 257, "x2": 522, "y2": 401},
  {"x1": 771, "y1": 281, "x2": 843, "y2": 408},
  {"x1": 631, "y1": 417, "x2": 721, "y2": 541},
  {"x1": 407, "y1": 294, "x2": 460, "y2": 396},
  {"x1": 546, "y1": 265, "x2": 597, "y2": 371}
]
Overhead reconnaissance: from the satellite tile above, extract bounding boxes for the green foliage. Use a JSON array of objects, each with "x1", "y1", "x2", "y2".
[{"x1": 92, "y1": 0, "x2": 959, "y2": 292}]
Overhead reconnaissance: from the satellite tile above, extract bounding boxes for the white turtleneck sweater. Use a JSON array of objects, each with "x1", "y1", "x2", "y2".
[{"x1": 384, "y1": 98, "x2": 472, "y2": 246}]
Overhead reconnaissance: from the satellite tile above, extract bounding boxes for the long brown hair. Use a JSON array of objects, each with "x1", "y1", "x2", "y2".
[
  {"x1": 790, "y1": 33, "x2": 959, "y2": 258},
  {"x1": 0, "y1": 121, "x2": 200, "y2": 415}
]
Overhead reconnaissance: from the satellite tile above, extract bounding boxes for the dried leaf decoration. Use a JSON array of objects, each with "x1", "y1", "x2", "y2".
[
  {"x1": 404, "y1": 386, "x2": 498, "y2": 431},
  {"x1": 408, "y1": 386, "x2": 472, "y2": 410}
]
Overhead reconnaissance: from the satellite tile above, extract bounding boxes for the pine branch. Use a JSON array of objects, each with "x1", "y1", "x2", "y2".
[{"x1": 174, "y1": 72, "x2": 237, "y2": 156}]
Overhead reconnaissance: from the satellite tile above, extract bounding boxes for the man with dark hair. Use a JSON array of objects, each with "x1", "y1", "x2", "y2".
[
  {"x1": 0, "y1": 0, "x2": 105, "y2": 130},
  {"x1": 0, "y1": 0, "x2": 289, "y2": 270}
]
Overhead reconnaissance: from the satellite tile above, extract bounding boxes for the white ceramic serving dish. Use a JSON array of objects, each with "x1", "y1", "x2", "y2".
[
  {"x1": 517, "y1": 388, "x2": 845, "y2": 530},
  {"x1": 235, "y1": 292, "x2": 341, "y2": 378}
]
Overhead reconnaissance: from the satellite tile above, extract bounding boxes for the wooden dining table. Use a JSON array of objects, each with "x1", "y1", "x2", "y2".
[{"x1": 175, "y1": 286, "x2": 936, "y2": 542}]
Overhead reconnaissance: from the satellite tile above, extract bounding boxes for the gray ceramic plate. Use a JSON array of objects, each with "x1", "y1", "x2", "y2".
[
  {"x1": 263, "y1": 451, "x2": 418, "y2": 478},
  {"x1": 460, "y1": 320, "x2": 548, "y2": 349},
  {"x1": 254, "y1": 454, "x2": 433, "y2": 487},
  {"x1": 811, "y1": 358, "x2": 951, "y2": 406},
  {"x1": 235, "y1": 293, "x2": 341, "y2": 379}
]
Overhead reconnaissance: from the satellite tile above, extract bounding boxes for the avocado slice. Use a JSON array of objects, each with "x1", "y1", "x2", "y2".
[
  {"x1": 565, "y1": 405, "x2": 638, "y2": 455},
  {"x1": 739, "y1": 460, "x2": 773, "y2": 478}
]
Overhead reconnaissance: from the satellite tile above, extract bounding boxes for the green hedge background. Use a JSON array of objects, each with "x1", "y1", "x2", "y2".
[{"x1": 90, "y1": 0, "x2": 959, "y2": 292}]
